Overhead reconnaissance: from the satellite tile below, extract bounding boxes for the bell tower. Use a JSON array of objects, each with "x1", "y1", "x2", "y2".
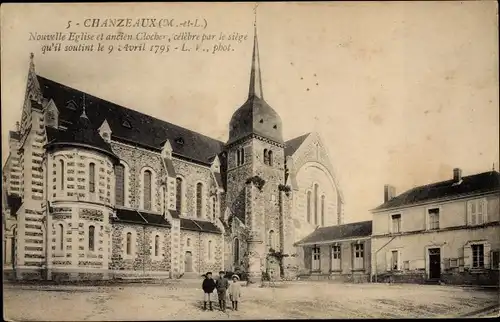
[{"x1": 225, "y1": 7, "x2": 287, "y2": 284}]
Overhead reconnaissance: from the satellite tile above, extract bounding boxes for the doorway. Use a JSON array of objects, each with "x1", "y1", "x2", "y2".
[
  {"x1": 184, "y1": 251, "x2": 193, "y2": 272},
  {"x1": 428, "y1": 248, "x2": 441, "y2": 279}
]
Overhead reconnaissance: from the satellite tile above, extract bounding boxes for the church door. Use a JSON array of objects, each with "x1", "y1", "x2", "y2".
[{"x1": 185, "y1": 251, "x2": 193, "y2": 272}]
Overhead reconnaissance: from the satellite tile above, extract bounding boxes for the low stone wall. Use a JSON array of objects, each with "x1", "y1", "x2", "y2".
[
  {"x1": 441, "y1": 270, "x2": 500, "y2": 286},
  {"x1": 3, "y1": 268, "x2": 43, "y2": 281},
  {"x1": 374, "y1": 269, "x2": 500, "y2": 286},
  {"x1": 374, "y1": 272, "x2": 426, "y2": 284}
]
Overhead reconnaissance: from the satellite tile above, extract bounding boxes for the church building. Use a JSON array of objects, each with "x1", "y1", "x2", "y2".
[{"x1": 2, "y1": 22, "x2": 345, "y2": 282}]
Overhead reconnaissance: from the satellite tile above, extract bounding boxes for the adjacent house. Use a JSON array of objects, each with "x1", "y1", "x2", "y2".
[
  {"x1": 371, "y1": 168, "x2": 500, "y2": 285},
  {"x1": 294, "y1": 220, "x2": 372, "y2": 282}
]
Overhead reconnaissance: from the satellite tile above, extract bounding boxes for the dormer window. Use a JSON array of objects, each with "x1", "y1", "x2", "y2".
[
  {"x1": 259, "y1": 119, "x2": 264, "y2": 123},
  {"x1": 175, "y1": 137, "x2": 184, "y2": 145},
  {"x1": 122, "y1": 120, "x2": 132, "y2": 129},
  {"x1": 66, "y1": 101, "x2": 77, "y2": 110},
  {"x1": 273, "y1": 124, "x2": 277, "y2": 129}
]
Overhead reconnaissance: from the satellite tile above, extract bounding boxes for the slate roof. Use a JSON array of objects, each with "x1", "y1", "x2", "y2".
[
  {"x1": 37, "y1": 75, "x2": 225, "y2": 165},
  {"x1": 228, "y1": 95, "x2": 284, "y2": 145},
  {"x1": 46, "y1": 114, "x2": 119, "y2": 162},
  {"x1": 114, "y1": 208, "x2": 171, "y2": 227},
  {"x1": 180, "y1": 218, "x2": 222, "y2": 234},
  {"x1": 295, "y1": 220, "x2": 372, "y2": 246},
  {"x1": 373, "y1": 171, "x2": 500, "y2": 212},
  {"x1": 9, "y1": 131, "x2": 20, "y2": 141},
  {"x1": 284, "y1": 132, "x2": 310, "y2": 156},
  {"x1": 7, "y1": 195, "x2": 22, "y2": 216}
]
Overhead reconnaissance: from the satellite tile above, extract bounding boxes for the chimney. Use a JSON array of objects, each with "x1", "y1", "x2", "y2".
[
  {"x1": 453, "y1": 168, "x2": 462, "y2": 183},
  {"x1": 384, "y1": 184, "x2": 396, "y2": 203}
]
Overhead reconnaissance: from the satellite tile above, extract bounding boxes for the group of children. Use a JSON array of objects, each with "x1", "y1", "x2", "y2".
[{"x1": 201, "y1": 271, "x2": 241, "y2": 312}]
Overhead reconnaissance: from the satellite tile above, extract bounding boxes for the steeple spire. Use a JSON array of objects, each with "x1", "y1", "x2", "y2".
[{"x1": 248, "y1": 4, "x2": 263, "y2": 100}]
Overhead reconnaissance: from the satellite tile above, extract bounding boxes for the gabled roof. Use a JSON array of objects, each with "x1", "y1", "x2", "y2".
[
  {"x1": 37, "y1": 75, "x2": 225, "y2": 165},
  {"x1": 295, "y1": 220, "x2": 372, "y2": 246},
  {"x1": 284, "y1": 133, "x2": 310, "y2": 156},
  {"x1": 373, "y1": 171, "x2": 500, "y2": 212}
]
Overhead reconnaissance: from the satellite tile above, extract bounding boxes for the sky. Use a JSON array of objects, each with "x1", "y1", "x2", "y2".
[{"x1": 1, "y1": 2, "x2": 499, "y2": 223}]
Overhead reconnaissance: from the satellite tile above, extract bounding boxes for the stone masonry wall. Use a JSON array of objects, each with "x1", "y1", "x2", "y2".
[
  {"x1": 180, "y1": 230, "x2": 223, "y2": 274},
  {"x1": 110, "y1": 223, "x2": 171, "y2": 276}
]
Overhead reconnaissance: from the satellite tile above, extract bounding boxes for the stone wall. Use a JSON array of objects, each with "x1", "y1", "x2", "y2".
[
  {"x1": 110, "y1": 143, "x2": 163, "y2": 212},
  {"x1": 111, "y1": 142, "x2": 220, "y2": 221},
  {"x1": 180, "y1": 230, "x2": 223, "y2": 274},
  {"x1": 110, "y1": 223, "x2": 171, "y2": 277}
]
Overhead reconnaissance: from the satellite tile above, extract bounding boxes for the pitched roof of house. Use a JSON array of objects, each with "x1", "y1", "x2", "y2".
[
  {"x1": 295, "y1": 220, "x2": 372, "y2": 246},
  {"x1": 37, "y1": 75, "x2": 225, "y2": 165},
  {"x1": 284, "y1": 133, "x2": 310, "y2": 156},
  {"x1": 373, "y1": 170, "x2": 500, "y2": 212}
]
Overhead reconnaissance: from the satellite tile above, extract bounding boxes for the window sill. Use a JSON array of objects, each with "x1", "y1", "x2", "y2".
[
  {"x1": 351, "y1": 269, "x2": 365, "y2": 272},
  {"x1": 330, "y1": 269, "x2": 342, "y2": 273}
]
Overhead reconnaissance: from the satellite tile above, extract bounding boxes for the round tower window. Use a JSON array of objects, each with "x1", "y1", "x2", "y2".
[{"x1": 273, "y1": 125, "x2": 277, "y2": 129}]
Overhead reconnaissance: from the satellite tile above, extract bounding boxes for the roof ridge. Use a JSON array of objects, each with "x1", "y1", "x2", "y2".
[{"x1": 36, "y1": 74, "x2": 226, "y2": 146}]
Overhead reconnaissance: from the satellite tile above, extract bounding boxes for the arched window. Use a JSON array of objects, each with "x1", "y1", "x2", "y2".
[
  {"x1": 58, "y1": 223, "x2": 64, "y2": 251},
  {"x1": 176, "y1": 177, "x2": 183, "y2": 212},
  {"x1": 314, "y1": 184, "x2": 319, "y2": 225},
  {"x1": 263, "y1": 149, "x2": 269, "y2": 165},
  {"x1": 240, "y1": 148, "x2": 245, "y2": 164},
  {"x1": 268, "y1": 230, "x2": 275, "y2": 250},
  {"x1": 196, "y1": 183, "x2": 203, "y2": 218},
  {"x1": 321, "y1": 195, "x2": 325, "y2": 226},
  {"x1": 208, "y1": 240, "x2": 212, "y2": 260},
  {"x1": 268, "y1": 150, "x2": 273, "y2": 166},
  {"x1": 236, "y1": 149, "x2": 240, "y2": 166},
  {"x1": 115, "y1": 164, "x2": 125, "y2": 206},
  {"x1": 143, "y1": 170, "x2": 152, "y2": 210},
  {"x1": 306, "y1": 191, "x2": 312, "y2": 223},
  {"x1": 88, "y1": 225, "x2": 95, "y2": 251},
  {"x1": 187, "y1": 238, "x2": 191, "y2": 247},
  {"x1": 89, "y1": 163, "x2": 95, "y2": 192},
  {"x1": 154, "y1": 235, "x2": 160, "y2": 257},
  {"x1": 59, "y1": 160, "x2": 64, "y2": 190},
  {"x1": 126, "y1": 232, "x2": 132, "y2": 255},
  {"x1": 212, "y1": 197, "x2": 217, "y2": 221},
  {"x1": 233, "y1": 238, "x2": 240, "y2": 264}
]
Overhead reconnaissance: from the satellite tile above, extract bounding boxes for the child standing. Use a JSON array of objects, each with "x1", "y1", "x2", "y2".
[
  {"x1": 228, "y1": 274, "x2": 241, "y2": 311},
  {"x1": 215, "y1": 271, "x2": 229, "y2": 312},
  {"x1": 201, "y1": 272, "x2": 216, "y2": 311}
]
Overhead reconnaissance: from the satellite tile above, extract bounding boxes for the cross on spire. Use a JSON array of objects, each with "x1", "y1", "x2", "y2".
[{"x1": 248, "y1": 3, "x2": 263, "y2": 100}]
